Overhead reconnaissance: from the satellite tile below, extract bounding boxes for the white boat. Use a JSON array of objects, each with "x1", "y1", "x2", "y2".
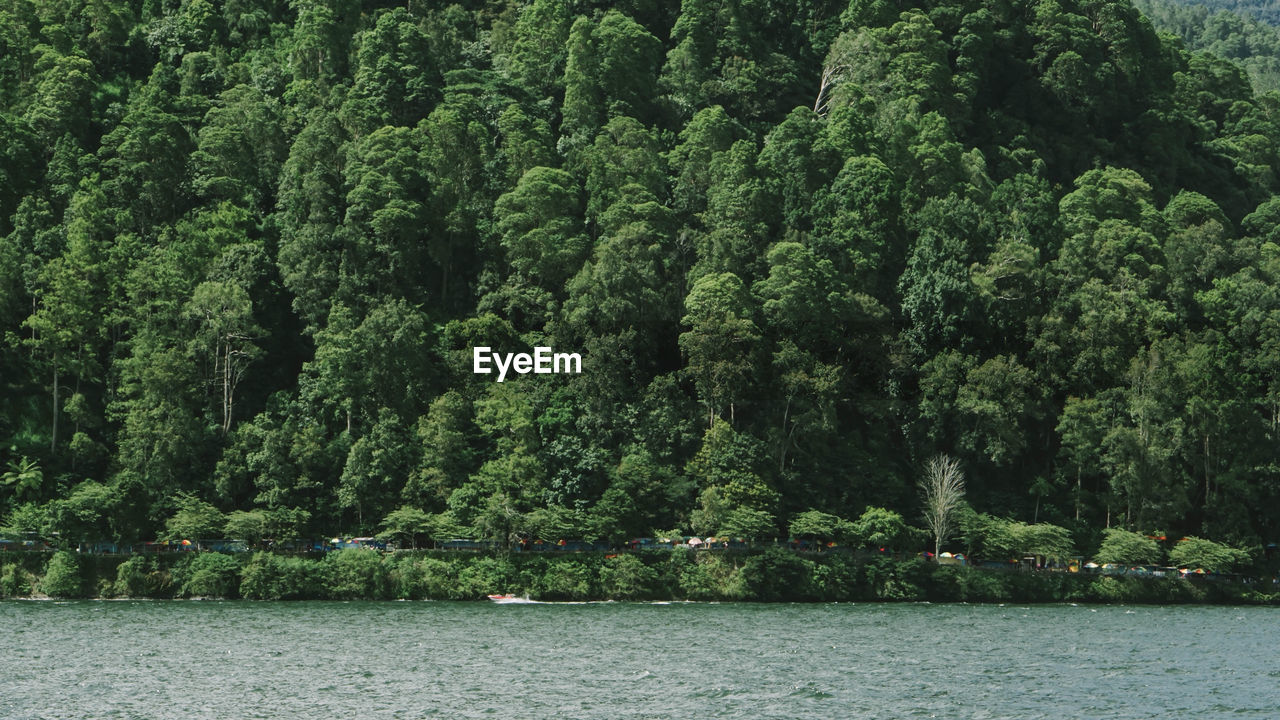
[{"x1": 487, "y1": 594, "x2": 540, "y2": 604}]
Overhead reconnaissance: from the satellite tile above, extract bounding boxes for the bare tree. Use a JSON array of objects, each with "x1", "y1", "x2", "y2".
[
  {"x1": 920, "y1": 454, "x2": 965, "y2": 558},
  {"x1": 813, "y1": 31, "x2": 860, "y2": 115}
]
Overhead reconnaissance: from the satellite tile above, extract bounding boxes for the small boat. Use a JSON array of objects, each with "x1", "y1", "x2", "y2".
[{"x1": 487, "y1": 594, "x2": 540, "y2": 604}]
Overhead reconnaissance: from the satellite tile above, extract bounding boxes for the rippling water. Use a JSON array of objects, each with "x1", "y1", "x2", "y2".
[{"x1": 0, "y1": 601, "x2": 1274, "y2": 719}]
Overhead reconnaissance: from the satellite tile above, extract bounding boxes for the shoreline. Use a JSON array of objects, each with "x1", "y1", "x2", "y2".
[{"x1": 3, "y1": 549, "x2": 1277, "y2": 605}]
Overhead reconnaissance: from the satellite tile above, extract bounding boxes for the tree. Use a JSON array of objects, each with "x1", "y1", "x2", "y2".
[
  {"x1": 2, "y1": 455, "x2": 43, "y2": 505},
  {"x1": 185, "y1": 280, "x2": 261, "y2": 434},
  {"x1": 920, "y1": 454, "x2": 965, "y2": 557},
  {"x1": 275, "y1": 108, "x2": 348, "y2": 331},
  {"x1": 593, "y1": 10, "x2": 662, "y2": 123},
  {"x1": 191, "y1": 84, "x2": 287, "y2": 210},
  {"x1": 503, "y1": 0, "x2": 571, "y2": 97},
  {"x1": 23, "y1": 194, "x2": 109, "y2": 453},
  {"x1": 163, "y1": 495, "x2": 227, "y2": 548},
  {"x1": 340, "y1": 9, "x2": 439, "y2": 133},
  {"x1": 48, "y1": 481, "x2": 122, "y2": 545},
  {"x1": 853, "y1": 507, "x2": 911, "y2": 549},
  {"x1": 378, "y1": 505, "x2": 434, "y2": 550},
  {"x1": 1093, "y1": 528, "x2": 1162, "y2": 566},
  {"x1": 223, "y1": 509, "x2": 266, "y2": 547},
  {"x1": 494, "y1": 167, "x2": 588, "y2": 292},
  {"x1": 1167, "y1": 536, "x2": 1251, "y2": 573},
  {"x1": 719, "y1": 507, "x2": 776, "y2": 539},
  {"x1": 679, "y1": 272, "x2": 761, "y2": 426},
  {"x1": 789, "y1": 510, "x2": 853, "y2": 543}
]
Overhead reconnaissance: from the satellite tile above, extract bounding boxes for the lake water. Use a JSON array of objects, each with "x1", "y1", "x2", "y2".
[{"x1": 0, "y1": 601, "x2": 1274, "y2": 719}]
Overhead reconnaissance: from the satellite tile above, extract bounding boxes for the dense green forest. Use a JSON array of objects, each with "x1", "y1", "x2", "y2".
[
  {"x1": 1159, "y1": 0, "x2": 1280, "y2": 26},
  {"x1": 3, "y1": 0, "x2": 1280, "y2": 563},
  {"x1": 1139, "y1": 0, "x2": 1280, "y2": 92}
]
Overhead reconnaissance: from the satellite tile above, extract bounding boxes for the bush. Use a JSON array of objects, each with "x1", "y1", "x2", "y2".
[
  {"x1": 927, "y1": 565, "x2": 1010, "y2": 602},
  {"x1": 454, "y1": 556, "x2": 517, "y2": 599},
  {"x1": 174, "y1": 553, "x2": 241, "y2": 598},
  {"x1": 321, "y1": 549, "x2": 390, "y2": 600},
  {"x1": 809, "y1": 556, "x2": 860, "y2": 601},
  {"x1": 599, "y1": 555, "x2": 659, "y2": 600},
  {"x1": 40, "y1": 551, "x2": 88, "y2": 598},
  {"x1": 741, "y1": 547, "x2": 815, "y2": 601},
  {"x1": 672, "y1": 551, "x2": 745, "y2": 600},
  {"x1": 388, "y1": 556, "x2": 457, "y2": 599},
  {"x1": 113, "y1": 556, "x2": 171, "y2": 598},
  {"x1": 1, "y1": 563, "x2": 33, "y2": 597},
  {"x1": 530, "y1": 560, "x2": 595, "y2": 600},
  {"x1": 860, "y1": 555, "x2": 925, "y2": 601},
  {"x1": 240, "y1": 552, "x2": 321, "y2": 600}
]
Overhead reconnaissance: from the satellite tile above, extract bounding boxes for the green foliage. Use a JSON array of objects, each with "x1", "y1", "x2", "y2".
[
  {"x1": 526, "y1": 557, "x2": 595, "y2": 600},
  {"x1": 853, "y1": 507, "x2": 913, "y2": 549},
  {"x1": 1094, "y1": 528, "x2": 1164, "y2": 566},
  {"x1": 599, "y1": 555, "x2": 659, "y2": 599},
  {"x1": 163, "y1": 494, "x2": 226, "y2": 544},
  {"x1": 174, "y1": 553, "x2": 241, "y2": 598},
  {"x1": 719, "y1": 507, "x2": 776, "y2": 539},
  {"x1": 378, "y1": 506, "x2": 434, "y2": 549},
  {"x1": 223, "y1": 510, "x2": 267, "y2": 546},
  {"x1": 1167, "y1": 537, "x2": 1252, "y2": 572},
  {"x1": 860, "y1": 555, "x2": 926, "y2": 601},
  {"x1": 740, "y1": 547, "x2": 815, "y2": 601},
  {"x1": 113, "y1": 556, "x2": 171, "y2": 598},
  {"x1": 239, "y1": 552, "x2": 320, "y2": 600},
  {"x1": 386, "y1": 556, "x2": 457, "y2": 600},
  {"x1": 789, "y1": 510, "x2": 854, "y2": 542},
  {"x1": 0, "y1": 563, "x2": 33, "y2": 598},
  {"x1": 4, "y1": 550, "x2": 1276, "y2": 603},
  {"x1": 1, "y1": 0, "x2": 1279, "y2": 561},
  {"x1": 671, "y1": 550, "x2": 746, "y2": 600},
  {"x1": 454, "y1": 556, "x2": 518, "y2": 599},
  {"x1": 322, "y1": 549, "x2": 390, "y2": 600},
  {"x1": 2, "y1": 455, "x2": 42, "y2": 502},
  {"x1": 965, "y1": 514, "x2": 1075, "y2": 562},
  {"x1": 39, "y1": 551, "x2": 87, "y2": 598}
]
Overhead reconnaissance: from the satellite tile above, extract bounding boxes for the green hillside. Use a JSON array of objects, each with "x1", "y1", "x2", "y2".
[{"x1": 1, "y1": 0, "x2": 1277, "y2": 565}]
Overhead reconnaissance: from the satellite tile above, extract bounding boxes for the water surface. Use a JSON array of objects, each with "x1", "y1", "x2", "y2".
[{"x1": 1, "y1": 601, "x2": 1273, "y2": 719}]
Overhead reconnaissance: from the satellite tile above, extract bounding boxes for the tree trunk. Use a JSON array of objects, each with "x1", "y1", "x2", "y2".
[
  {"x1": 223, "y1": 343, "x2": 232, "y2": 434},
  {"x1": 1203, "y1": 433, "x2": 1211, "y2": 506},
  {"x1": 1075, "y1": 466, "x2": 1081, "y2": 521},
  {"x1": 51, "y1": 361, "x2": 59, "y2": 452}
]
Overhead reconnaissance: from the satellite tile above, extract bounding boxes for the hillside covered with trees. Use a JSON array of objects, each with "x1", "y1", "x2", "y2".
[
  {"x1": 1139, "y1": 0, "x2": 1280, "y2": 92},
  {"x1": 1156, "y1": 0, "x2": 1280, "y2": 26},
  {"x1": 2, "y1": 0, "x2": 1280, "y2": 564}
]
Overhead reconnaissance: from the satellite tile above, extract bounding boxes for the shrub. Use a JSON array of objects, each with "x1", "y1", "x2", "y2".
[
  {"x1": 675, "y1": 551, "x2": 745, "y2": 600},
  {"x1": 40, "y1": 551, "x2": 87, "y2": 598},
  {"x1": 531, "y1": 560, "x2": 595, "y2": 600},
  {"x1": 860, "y1": 555, "x2": 925, "y2": 601},
  {"x1": 321, "y1": 549, "x2": 390, "y2": 600},
  {"x1": 240, "y1": 552, "x2": 322, "y2": 600},
  {"x1": 810, "y1": 556, "x2": 859, "y2": 601},
  {"x1": 741, "y1": 547, "x2": 815, "y2": 601},
  {"x1": 174, "y1": 553, "x2": 241, "y2": 598},
  {"x1": 454, "y1": 556, "x2": 517, "y2": 599},
  {"x1": 113, "y1": 556, "x2": 171, "y2": 598},
  {"x1": 388, "y1": 556, "x2": 457, "y2": 599},
  {"x1": 1, "y1": 563, "x2": 32, "y2": 597},
  {"x1": 599, "y1": 555, "x2": 659, "y2": 600}
]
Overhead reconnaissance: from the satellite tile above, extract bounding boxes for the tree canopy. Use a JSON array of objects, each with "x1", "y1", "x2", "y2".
[{"x1": 0, "y1": 0, "x2": 1278, "y2": 567}]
